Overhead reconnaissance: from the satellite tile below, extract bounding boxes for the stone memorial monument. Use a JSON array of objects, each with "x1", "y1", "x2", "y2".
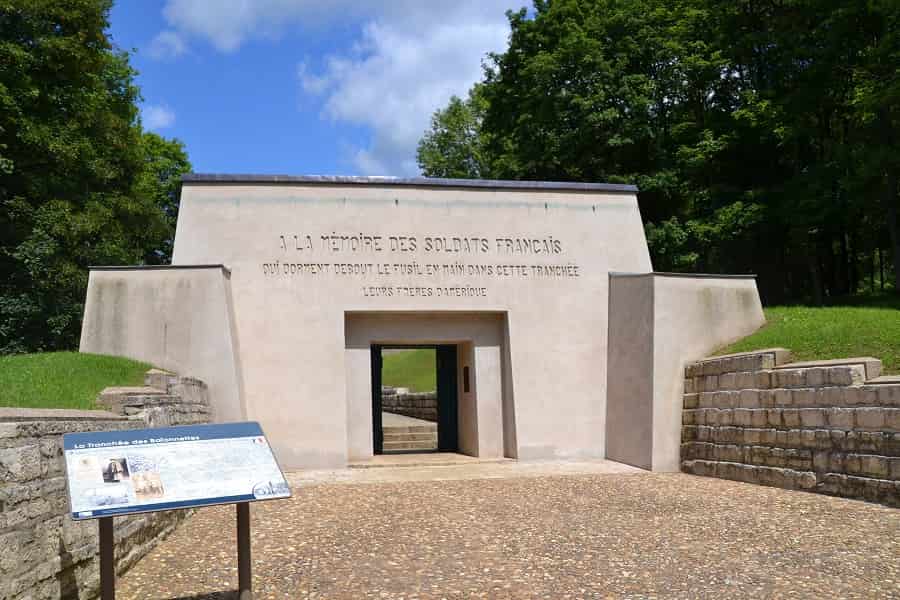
[{"x1": 80, "y1": 175, "x2": 764, "y2": 470}]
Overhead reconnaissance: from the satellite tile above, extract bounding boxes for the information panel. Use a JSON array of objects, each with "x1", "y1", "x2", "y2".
[{"x1": 63, "y1": 422, "x2": 290, "y2": 520}]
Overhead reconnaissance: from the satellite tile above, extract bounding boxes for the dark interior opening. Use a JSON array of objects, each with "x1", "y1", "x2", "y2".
[{"x1": 371, "y1": 344, "x2": 458, "y2": 454}]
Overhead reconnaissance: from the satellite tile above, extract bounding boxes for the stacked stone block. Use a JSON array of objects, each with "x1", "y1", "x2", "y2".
[
  {"x1": 681, "y1": 349, "x2": 900, "y2": 507},
  {"x1": 381, "y1": 387, "x2": 438, "y2": 422},
  {"x1": 98, "y1": 370, "x2": 210, "y2": 426},
  {"x1": 0, "y1": 370, "x2": 210, "y2": 600}
]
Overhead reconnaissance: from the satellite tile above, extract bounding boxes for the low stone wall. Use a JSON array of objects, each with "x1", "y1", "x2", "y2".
[
  {"x1": 381, "y1": 387, "x2": 437, "y2": 422},
  {"x1": 0, "y1": 370, "x2": 210, "y2": 600},
  {"x1": 681, "y1": 349, "x2": 899, "y2": 507}
]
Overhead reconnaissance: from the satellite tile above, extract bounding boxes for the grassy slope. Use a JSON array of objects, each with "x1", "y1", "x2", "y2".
[
  {"x1": 381, "y1": 349, "x2": 436, "y2": 392},
  {"x1": 0, "y1": 352, "x2": 151, "y2": 410},
  {"x1": 721, "y1": 297, "x2": 900, "y2": 374}
]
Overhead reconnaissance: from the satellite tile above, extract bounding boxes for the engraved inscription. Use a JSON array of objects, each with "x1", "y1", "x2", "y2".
[{"x1": 263, "y1": 232, "x2": 580, "y2": 298}]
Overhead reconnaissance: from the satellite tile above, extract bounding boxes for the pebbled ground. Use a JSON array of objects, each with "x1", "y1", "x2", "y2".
[{"x1": 117, "y1": 465, "x2": 900, "y2": 599}]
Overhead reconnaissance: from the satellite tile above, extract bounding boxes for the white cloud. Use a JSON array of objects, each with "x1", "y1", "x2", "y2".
[
  {"x1": 153, "y1": 0, "x2": 514, "y2": 174},
  {"x1": 297, "y1": 61, "x2": 330, "y2": 95},
  {"x1": 143, "y1": 104, "x2": 176, "y2": 130},
  {"x1": 302, "y1": 4, "x2": 511, "y2": 175},
  {"x1": 159, "y1": 0, "x2": 358, "y2": 52},
  {"x1": 148, "y1": 30, "x2": 187, "y2": 59}
]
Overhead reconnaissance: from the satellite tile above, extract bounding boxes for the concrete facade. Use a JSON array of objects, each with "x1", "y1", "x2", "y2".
[{"x1": 80, "y1": 175, "x2": 765, "y2": 471}]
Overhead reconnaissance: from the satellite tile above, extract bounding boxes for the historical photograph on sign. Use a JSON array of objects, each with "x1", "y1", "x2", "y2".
[
  {"x1": 101, "y1": 458, "x2": 130, "y2": 483},
  {"x1": 132, "y1": 471, "x2": 165, "y2": 500},
  {"x1": 84, "y1": 485, "x2": 130, "y2": 508},
  {"x1": 127, "y1": 453, "x2": 165, "y2": 500},
  {"x1": 71, "y1": 456, "x2": 103, "y2": 483}
]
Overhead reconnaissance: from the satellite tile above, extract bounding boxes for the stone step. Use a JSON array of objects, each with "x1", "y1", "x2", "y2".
[
  {"x1": 775, "y1": 357, "x2": 882, "y2": 381},
  {"x1": 684, "y1": 459, "x2": 900, "y2": 506},
  {"x1": 685, "y1": 348, "x2": 792, "y2": 378},
  {"x1": 97, "y1": 387, "x2": 177, "y2": 414},
  {"x1": 682, "y1": 459, "x2": 818, "y2": 491},
  {"x1": 99, "y1": 386, "x2": 168, "y2": 398},
  {"x1": 682, "y1": 406, "x2": 899, "y2": 431},
  {"x1": 383, "y1": 432, "x2": 437, "y2": 442},
  {"x1": 682, "y1": 441, "x2": 900, "y2": 478},
  {"x1": 684, "y1": 384, "x2": 900, "y2": 410},
  {"x1": 382, "y1": 425, "x2": 436, "y2": 435},
  {"x1": 686, "y1": 364, "x2": 873, "y2": 394},
  {"x1": 681, "y1": 459, "x2": 900, "y2": 506},
  {"x1": 383, "y1": 440, "x2": 438, "y2": 451},
  {"x1": 144, "y1": 368, "x2": 177, "y2": 391},
  {"x1": 682, "y1": 425, "x2": 900, "y2": 456}
]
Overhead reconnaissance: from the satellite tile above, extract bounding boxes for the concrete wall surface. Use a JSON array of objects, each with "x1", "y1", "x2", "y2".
[
  {"x1": 682, "y1": 350, "x2": 900, "y2": 507},
  {"x1": 80, "y1": 267, "x2": 244, "y2": 424},
  {"x1": 607, "y1": 273, "x2": 765, "y2": 471},
  {"x1": 168, "y1": 179, "x2": 652, "y2": 467},
  {"x1": 0, "y1": 373, "x2": 210, "y2": 600},
  {"x1": 606, "y1": 275, "x2": 654, "y2": 469}
]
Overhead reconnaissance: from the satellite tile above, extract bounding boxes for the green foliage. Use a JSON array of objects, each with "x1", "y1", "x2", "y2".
[
  {"x1": 0, "y1": 1, "x2": 191, "y2": 353},
  {"x1": 644, "y1": 218, "x2": 697, "y2": 272},
  {"x1": 0, "y1": 351, "x2": 151, "y2": 409},
  {"x1": 418, "y1": 0, "x2": 900, "y2": 303},
  {"x1": 135, "y1": 132, "x2": 191, "y2": 263},
  {"x1": 721, "y1": 297, "x2": 900, "y2": 374},
  {"x1": 417, "y1": 85, "x2": 494, "y2": 179},
  {"x1": 381, "y1": 349, "x2": 436, "y2": 393}
]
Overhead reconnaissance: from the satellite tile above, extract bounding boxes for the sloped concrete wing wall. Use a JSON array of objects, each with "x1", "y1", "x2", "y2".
[
  {"x1": 79, "y1": 267, "x2": 244, "y2": 424},
  {"x1": 606, "y1": 275, "x2": 655, "y2": 469},
  {"x1": 607, "y1": 273, "x2": 765, "y2": 471}
]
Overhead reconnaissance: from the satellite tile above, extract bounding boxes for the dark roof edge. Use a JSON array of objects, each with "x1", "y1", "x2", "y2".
[
  {"x1": 610, "y1": 271, "x2": 757, "y2": 279},
  {"x1": 89, "y1": 264, "x2": 230, "y2": 276},
  {"x1": 181, "y1": 173, "x2": 638, "y2": 193}
]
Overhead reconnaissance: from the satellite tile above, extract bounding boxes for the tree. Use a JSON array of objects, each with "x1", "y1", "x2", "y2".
[
  {"x1": 846, "y1": 0, "x2": 900, "y2": 292},
  {"x1": 417, "y1": 85, "x2": 494, "y2": 179},
  {"x1": 0, "y1": 0, "x2": 190, "y2": 352},
  {"x1": 418, "y1": 0, "x2": 900, "y2": 302},
  {"x1": 135, "y1": 132, "x2": 191, "y2": 264}
]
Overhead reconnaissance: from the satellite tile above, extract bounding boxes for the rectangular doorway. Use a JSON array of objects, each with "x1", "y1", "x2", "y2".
[{"x1": 371, "y1": 344, "x2": 458, "y2": 454}]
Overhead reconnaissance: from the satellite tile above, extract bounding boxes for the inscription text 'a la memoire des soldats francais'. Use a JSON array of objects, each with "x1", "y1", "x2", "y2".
[
  {"x1": 262, "y1": 232, "x2": 581, "y2": 298},
  {"x1": 279, "y1": 233, "x2": 563, "y2": 255}
]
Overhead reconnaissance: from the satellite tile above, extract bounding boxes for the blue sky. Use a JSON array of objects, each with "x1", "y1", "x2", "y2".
[{"x1": 108, "y1": 1, "x2": 516, "y2": 176}]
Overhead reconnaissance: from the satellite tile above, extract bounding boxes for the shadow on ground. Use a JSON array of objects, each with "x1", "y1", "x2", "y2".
[{"x1": 169, "y1": 593, "x2": 237, "y2": 600}]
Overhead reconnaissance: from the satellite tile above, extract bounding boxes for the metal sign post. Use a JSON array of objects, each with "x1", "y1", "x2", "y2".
[
  {"x1": 63, "y1": 422, "x2": 289, "y2": 599},
  {"x1": 99, "y1": 517, "x2": 115, "y2": 600},
  {"x1": 96, "y1": 505, "x2": 255, "y2": 600},
  {"x1": 237, "y1": 502, "x2": 252, "y2": 600}
]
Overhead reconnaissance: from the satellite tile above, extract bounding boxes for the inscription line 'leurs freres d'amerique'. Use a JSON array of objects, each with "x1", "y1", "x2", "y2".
[{"x1": 261, "y1": 232, "x2": 581, "y2": 298}]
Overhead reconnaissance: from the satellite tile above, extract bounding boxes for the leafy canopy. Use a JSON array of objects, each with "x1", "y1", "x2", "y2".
[
  {"x1": 418, "y1": 0, "x2": 900, "y2": 303},
  {"x1": 0, "y1": 0, "x2": 191, "y2": 352}
]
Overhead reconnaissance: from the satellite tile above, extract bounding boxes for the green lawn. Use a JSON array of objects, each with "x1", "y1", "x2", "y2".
[
  {"x1": 720, "y1": 296, "x2": 900, "y2": 374},
  {"x1": 381, "y1": 349, "x2": 436, "y2": 392},
  {"x1": 0, "y1": 352, "x2": 152, "y2": 410}
]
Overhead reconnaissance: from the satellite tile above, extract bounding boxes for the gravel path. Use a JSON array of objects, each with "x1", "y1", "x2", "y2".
[{"x1": 117, "y1": 469, "x2": 899, "y2": 599}]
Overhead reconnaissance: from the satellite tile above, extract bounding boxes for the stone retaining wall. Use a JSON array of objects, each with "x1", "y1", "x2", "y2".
[
  {"x1": 381, "y1": 387, "x2": 437, "y2": 422},
  {"x1": 681, "y1": 349, "x2": 899, "y2": 507},
  {"x1": 0, "y1": 370, "x2": 210, "y2": 600}
]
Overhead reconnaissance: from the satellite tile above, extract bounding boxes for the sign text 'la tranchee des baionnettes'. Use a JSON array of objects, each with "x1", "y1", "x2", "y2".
[{"x1": 262, "y1": 232, "x2": 581, "y2": 298}]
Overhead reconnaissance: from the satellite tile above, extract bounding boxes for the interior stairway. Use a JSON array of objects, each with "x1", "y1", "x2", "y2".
[{"x1": 382, "y1": 412, "x2": 438, "y2": 451}]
